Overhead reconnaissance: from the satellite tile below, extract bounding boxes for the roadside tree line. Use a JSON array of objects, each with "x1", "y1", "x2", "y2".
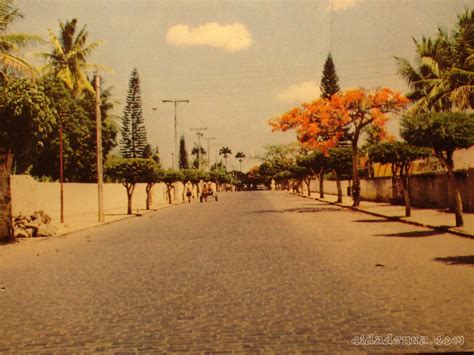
[
  {"x1": 268, "y1": 9, "x2": 474, "y2": 227},
  {"x1": 105, "y1": 158, "x2": 239, "y2": 214}
]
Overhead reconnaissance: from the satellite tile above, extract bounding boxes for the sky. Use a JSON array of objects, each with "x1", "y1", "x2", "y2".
[{"x1": 13, "y1": 0, "x2": 472, "y2": 171}]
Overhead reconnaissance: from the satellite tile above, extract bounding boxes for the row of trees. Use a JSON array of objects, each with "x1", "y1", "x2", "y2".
[
  {"x1": 178, "y1": 136, "x2": 246, "y2": 171},
  {"x1": 268, "y1": 9, "x2": 474, "y2": 227},
  {"x1": 105, "y1": 157, "x2": 239, "y2": 214},
  {"x1": 1, "y1": 2, "x2": 118, "y2": 181}
]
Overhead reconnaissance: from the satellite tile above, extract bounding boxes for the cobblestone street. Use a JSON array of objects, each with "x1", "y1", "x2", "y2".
[{"x1": 0, "y1": 191, "x2": 473, "y2": 352}]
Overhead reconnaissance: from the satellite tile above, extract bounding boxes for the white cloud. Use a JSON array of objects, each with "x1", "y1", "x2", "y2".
[
  {"x1": 327, "y1": 0, "x2": 363, "y2": 12},
  {"x1": 276, "y1": 81, "x2": 320, "y2": 104},
  {"x1": 166, "y1": 22, "x2": 252, "y2": 52}
]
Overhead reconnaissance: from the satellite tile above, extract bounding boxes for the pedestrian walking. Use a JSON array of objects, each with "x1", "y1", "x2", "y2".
[
  {"x1": 201, "y1": 183, "x2": 209, "y2": 202},
  {"x1": 185, "y1": 181, "x2": 193, "y2": 203}
]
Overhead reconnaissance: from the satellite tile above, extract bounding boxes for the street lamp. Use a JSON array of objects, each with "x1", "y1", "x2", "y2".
[
  {"x1": 162, "y1": 100, "x2": 189, "y2": 170},
  {"x1": 204, "y1": 137, "x2": 216, "y2": 170}
]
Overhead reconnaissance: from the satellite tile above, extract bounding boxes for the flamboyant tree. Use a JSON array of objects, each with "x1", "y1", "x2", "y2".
[{"x1": 270, "y1": 88, "x2": 409, "y2": 206}]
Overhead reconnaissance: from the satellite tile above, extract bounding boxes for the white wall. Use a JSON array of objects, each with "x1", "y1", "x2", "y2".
[{"x1": 11, "y1": 175, "x2": 185, "y2": 222}]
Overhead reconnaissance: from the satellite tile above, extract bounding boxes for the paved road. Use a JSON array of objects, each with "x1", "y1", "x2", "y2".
[{"x1": 1, "y1": 191, "x2": 473, "y2": 352}]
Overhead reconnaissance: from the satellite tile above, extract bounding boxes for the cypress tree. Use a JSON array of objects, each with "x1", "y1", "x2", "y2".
[
  {"x1": 320, "y1": 53, "x2": 340, "y2": 99},
  {"x1": 120, "y1": 68, "x2": 148, "y2": 158},
  {"x1": 179, "y1": 135, "x2": 189, "y2": 169}
]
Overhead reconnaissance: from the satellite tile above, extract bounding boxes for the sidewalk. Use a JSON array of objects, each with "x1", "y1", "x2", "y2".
[
  {"x1": 295, "y1": 192, "x2": 474, "y2": 239},
  {"x1": 52, "y1": 202, "x2": 179, "y2": 237}
]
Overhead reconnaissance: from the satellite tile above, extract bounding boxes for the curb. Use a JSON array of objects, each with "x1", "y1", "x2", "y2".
[
  {"x1": 292, "y1": 192, "x2": 474, "y2": 240},
  {"x1": 55, "y1": 202, "x2": 182, "y2": 238}
]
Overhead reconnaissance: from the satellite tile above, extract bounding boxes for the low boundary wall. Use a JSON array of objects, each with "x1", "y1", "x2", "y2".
[
  {"x1": 10, "y1": 175, "x2": 188, "y2": 222},
  {"x1": 309, "y1": 170, "x2": 474, "y2": 212}
]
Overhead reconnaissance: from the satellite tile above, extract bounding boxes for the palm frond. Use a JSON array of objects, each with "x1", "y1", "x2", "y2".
[
  {"x1": 450, "y1": 85, "x2": 474, "y2": 110},
  {"x1": 0, "y1": 52, "x2": 38, "y2": 76}
]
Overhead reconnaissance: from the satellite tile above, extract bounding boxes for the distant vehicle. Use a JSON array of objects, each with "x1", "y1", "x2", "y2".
[{"x1": 256, "y1": 184, "x2": 267, "y2": 190}]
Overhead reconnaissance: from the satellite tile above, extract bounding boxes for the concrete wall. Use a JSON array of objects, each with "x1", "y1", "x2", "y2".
[
  {"x1": 308, "y1": 170, "x2": 474, "y2": 212},
  {"x1": 11, "y1": 175, "x2": 186, "y2": 222},
  {"x1": 360, "y1": 177, "x2": 393, "y2": 203},
  {"x1": 360, "y1": 172, "x2": 473, "y2": 211},
  {"x1": 309, "y1": 178, "x2": 350, "y2": 196}
]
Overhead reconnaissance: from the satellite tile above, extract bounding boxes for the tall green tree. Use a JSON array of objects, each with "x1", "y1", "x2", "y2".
[
  {"x1": 0, "y1": 78, "x2": 56, "y2": 173},
  {"x1": 219, "y1": 146, "x2": 232, "y2": 169},
  {"x1": 396, "y1": 9, "x2": 474, "y2": 113},
  {"x1": 320, "y1": 52, "x2": 340, "y2": 99},
  {"x1": 28, "y1": 77, "x2": 117, "y2": 182},
  {"x1": 368, "y1": 142, "x2": 431, "y2": 217},
  {"x1": 161, "y1": 170, "x2": 185, "y2": 204},
  {"x1": 401, "y1": 112, "x2": 474, "y2": 226},
  {"x1": 297, "y1": 150, "x2": 327, "y2": 198},
  {"x1": 106, "y1": 158, "x2": 157, "y2": 214},
  {"x1": 40, "y1": 18, "x2": 101, "y2": 96},
  {"x1": 0, "y1": 77, "x2": 55, "y2": 242},
  {"x1": 0, "y1": 0, "x2": 40, "y2": 80},
  {"x1": 178, "y1": 135, "x2": 189, "y2": 169},
  {"x1": 120, "y1": 68, "x2": 148, "y2": 158},
  {"x1": 235, "y1": 152, "x2": 246, "y2": 172},
  {"x1": 191, "y1": 143, "x2": 206, "y2": 169},
  {"x1": 327, "y1": 146, "x2": 353, "y2": 202}
]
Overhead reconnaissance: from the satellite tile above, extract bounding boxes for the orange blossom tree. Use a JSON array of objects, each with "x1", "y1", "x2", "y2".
[{"x1": 270, "y1": 88, "x2": 409, "y2": 206}]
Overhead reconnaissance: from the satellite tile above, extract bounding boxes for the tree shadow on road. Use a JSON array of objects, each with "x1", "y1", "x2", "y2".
[
  {"x1": 353, "y1": 218, "x2": 400, "y2": 223},
  {"x1": 433, "y1": 255, "x2": 474, "y2": 266},
  {"x1": 374, "y1": 230, "x2": 444, "y2": 238},
  {"x1": 254, "y1": 207, "x2": 342, "y2": 214}
]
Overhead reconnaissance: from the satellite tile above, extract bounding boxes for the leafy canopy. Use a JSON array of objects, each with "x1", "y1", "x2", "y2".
[
  {"x1": 106, "y1": 158, "x2": 159, "y2": 185},
  {"x1": 401, "y1": 112, "x2": 474, "y2": 154}
]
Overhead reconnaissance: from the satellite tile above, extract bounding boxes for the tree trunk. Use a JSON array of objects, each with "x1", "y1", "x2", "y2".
[
  {"x1": 305, "y1": 178, "x2": 311, "y2": 196},
  {"x1": 166, "y1": 184, "x2": 173, "y2": 204},
  {"x1": 146, "y1": 183, "x2": 154, "y2": 210},
  {"x1": 125, "y1": 183, "x2": 135, "y2": 215},
  {"x1": 0, "y1": 152, "x2": 13, "y2": 242},
  {"x1": 351, "y1": 139, "x2": 361, "y2": 207},
  {"x1": 400, "y1": 175, "x2": 411, "y2": 217},
  {"x1": 333, "y1": 169, "x2": 342, "y2": 203},
  {"x1": 447, "y1": 159, "x2": 463, "y2": 227},
  {"x1": 319, "y1": 170, "x2": 324, "y2": 198}
]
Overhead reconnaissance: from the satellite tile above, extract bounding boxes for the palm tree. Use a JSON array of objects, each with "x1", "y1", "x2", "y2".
[
  {"x1": 40, "y1": 18, "x2": 101, "y2": 96},
  {"x1": 191, "y1": 144, "x2": 206, "y2": 169},
  {"x1": 395, "y1": 9, "x2": 474, "y2": 113},
  {"x1": 235, "y1": 152, "x2": 246, "y2": 172},
  {"x1": 219, "y1": 146, "x2": 232, "y2": 169},
  {"x1": 0, "y1": 0, "x2": 41, "y2": 80}
]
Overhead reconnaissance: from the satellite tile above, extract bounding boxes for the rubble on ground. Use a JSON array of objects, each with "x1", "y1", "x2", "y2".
[{"x1": 13, "y1": 210, "x2": 57, "y2": 239}]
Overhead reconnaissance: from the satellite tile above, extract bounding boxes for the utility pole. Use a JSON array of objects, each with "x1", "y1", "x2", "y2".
[
  {"x1": 190, "y1": 128, "x2": 207, "y2": 170},
  {"x1": 162, "y1": 100, "x2": 189, "y2": 170},
  {"x1": 95, "y1": 73, "x2": 105, "y2": 223},
  {"x1": 170, "y1": 153, "x2": 175, "y2": 170},
  {"x1": 59, "y1": 110, "x2": 65, "y2": 224},
  {"x1": 204, "y1": 137, "x2": 216, "y2": 170}
]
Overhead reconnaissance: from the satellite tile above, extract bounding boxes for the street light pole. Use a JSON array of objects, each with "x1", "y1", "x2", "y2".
[
  {"x1": 162, "y1": 99, "x2": 189, "y2": 170},
  {"x1": 59, "y1": 113, "x2": 64, "y2": 224},
  {"x1": 95, "y1": 73, "x2": 105, "y2": 223},
  {"x1": 204, "y1": 137, "x2": 216, "y2": 170}
]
